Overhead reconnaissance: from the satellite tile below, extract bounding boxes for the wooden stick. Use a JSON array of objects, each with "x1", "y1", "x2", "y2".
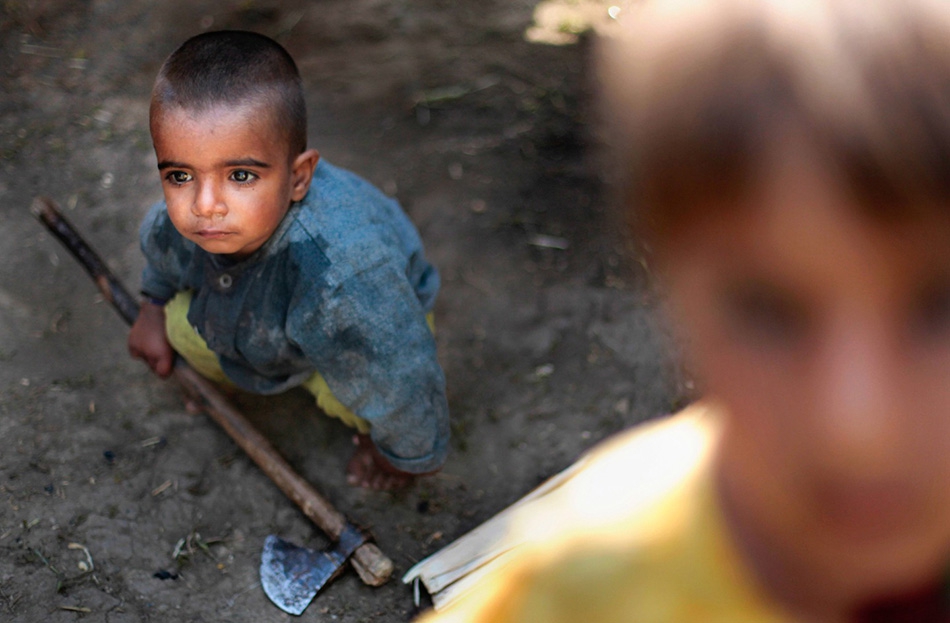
[
  {"x1": 402, "y1": 456, "x2": 589, "y2": 608},
  {"x1": 32, "y1": 196, "x2": 394, "y2": 586}
]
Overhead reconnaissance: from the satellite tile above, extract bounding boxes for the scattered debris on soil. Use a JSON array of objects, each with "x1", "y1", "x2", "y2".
[{"x1": 0, "y1": 1, "x2": 684, "y2": 621}]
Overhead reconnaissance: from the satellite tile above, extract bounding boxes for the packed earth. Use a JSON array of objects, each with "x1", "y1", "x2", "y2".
[{"x1": 0, "y1": 1, "x2": 685, "y2": 620}]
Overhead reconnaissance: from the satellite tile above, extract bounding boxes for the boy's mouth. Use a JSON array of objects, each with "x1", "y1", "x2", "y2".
[{"x1": 196, "y1": 229, "x2": 233, "y2": 240}]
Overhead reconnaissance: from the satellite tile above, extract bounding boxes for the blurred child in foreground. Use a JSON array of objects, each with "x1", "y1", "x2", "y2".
[{"x1": 419, "y1": 0, "x2": 950, "y2": 620}]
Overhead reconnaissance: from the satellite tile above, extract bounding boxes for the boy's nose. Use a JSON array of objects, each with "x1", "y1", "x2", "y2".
[
  {"x1": 192, "y1": 180, "x2": 227, "y2": 219},
  {"x1": 812, "y1": 319, "x2": 900, "y2": 471}
]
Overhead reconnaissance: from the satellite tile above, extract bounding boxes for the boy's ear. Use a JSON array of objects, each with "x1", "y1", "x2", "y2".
[{"x1": 290, "y1": 149, "x2": 320, "y2": 201}]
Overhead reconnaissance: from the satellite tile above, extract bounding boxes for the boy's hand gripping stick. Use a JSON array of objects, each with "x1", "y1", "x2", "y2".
[{"x1": 32, "y1": 196, "x2": 394, "y2": 613}]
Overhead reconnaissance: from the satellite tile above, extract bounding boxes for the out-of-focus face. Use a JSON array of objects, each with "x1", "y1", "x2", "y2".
[
  {"x1": 151, "y1": 102, "x2": 316, "y2": 259},
  {"x1": 662, "y1": 141, "x2": 950, "y2": 601}
]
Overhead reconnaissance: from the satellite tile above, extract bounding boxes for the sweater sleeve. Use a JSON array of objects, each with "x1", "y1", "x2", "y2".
[
  {"x1": 286, "y1": 253, "x2": 450, "y2": 474},
  {"x1": 138, "y1": 202, "x2": 194, "y2": 301}
]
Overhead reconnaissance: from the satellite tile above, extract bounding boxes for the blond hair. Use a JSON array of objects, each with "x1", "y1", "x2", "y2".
[{"x1": 600, "y1": 0, "x2": 950, "y2": 241}]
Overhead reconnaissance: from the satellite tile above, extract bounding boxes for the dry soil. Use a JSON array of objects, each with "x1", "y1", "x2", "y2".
[{"x1": 0, "y1": 2, "x2": 684, "y2": 621}]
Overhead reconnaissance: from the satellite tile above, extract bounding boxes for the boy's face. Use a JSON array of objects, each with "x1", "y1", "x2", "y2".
[
  {"x1": 150, "y1": 102, "x2": 317, "y2": 259},
  {"x1": 663, "y1": 143, "x2": 950, "y2": 594}
]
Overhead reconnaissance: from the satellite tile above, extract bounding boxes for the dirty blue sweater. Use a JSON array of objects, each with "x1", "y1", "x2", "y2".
[{"x1": 139, "y1": 161, "x2": 448, "y2": 473}]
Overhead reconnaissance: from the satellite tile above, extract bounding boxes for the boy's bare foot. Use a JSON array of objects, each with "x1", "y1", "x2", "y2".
[{"x1": 346, "y1": 435, "x2": 415, "y2": 490}]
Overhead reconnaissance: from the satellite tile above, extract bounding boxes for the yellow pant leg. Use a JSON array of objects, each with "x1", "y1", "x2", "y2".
[
  {"x1": 166, "y1": 291, "x2": 433, "y2": 436},
  {"x1": 299, "y1": 312, "x2": 435, "y2": 433},
  {"x1": 166, "y1": 290, "x2": 367, "y2": 429},
  {"x1": 301, "y1": 373, "x2": 372, "y2": 433},
  {"x1": 163, "y1": 291, "x2": 232, "y2": 386}
]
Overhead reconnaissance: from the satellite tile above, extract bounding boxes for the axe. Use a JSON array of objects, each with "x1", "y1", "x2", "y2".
[{"x1": 32, "y1": 197, "x2": 394, "y2": 615}]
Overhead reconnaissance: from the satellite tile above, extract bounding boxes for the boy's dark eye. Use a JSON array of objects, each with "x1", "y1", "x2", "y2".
[
  {"x1": 167, "y1": 171, "x2": 192, "y2": 185},
  {"x1": 721, "y1": 281, "x2": 809, "y2": 347},
  {"x1": 231, "y1": 170, "x2": 256, "y2": 183}
]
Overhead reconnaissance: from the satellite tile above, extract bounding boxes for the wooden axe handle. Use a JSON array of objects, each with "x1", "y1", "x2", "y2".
[{"x1": 32, "y1": 196, "x2": 394, "y2": 586}]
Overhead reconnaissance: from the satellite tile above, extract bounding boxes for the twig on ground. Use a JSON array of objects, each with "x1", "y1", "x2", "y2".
[
  {"x1": 67, "y1": 542, "x2": 94, "y2": 572},
  {"x1": 59, "y1": 605, "x2": 91, "y2": 613},
  {"x1": 173, "y1": 530, "x2": 226, "y2": 563},
  {"x1": 150, "y1": 480, "x2": 174, "y2": 497},
  {"x1": 223, "y1": 581, "x2": 260, "y2": 609}
]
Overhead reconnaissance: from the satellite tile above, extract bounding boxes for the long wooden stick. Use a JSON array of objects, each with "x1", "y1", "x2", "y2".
[{"x1": 32, "y1": 196, "x2": 394, "y2": 586}]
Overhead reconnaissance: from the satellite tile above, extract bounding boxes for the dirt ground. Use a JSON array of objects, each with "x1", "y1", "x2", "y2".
[{"x1": 0, "y1": 1, "x2": 684, "y2": 621}]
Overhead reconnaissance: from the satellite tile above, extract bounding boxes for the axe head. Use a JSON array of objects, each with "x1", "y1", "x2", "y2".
[{"x1": 260, "y1": 527, "x2": 365, "y2": 615}]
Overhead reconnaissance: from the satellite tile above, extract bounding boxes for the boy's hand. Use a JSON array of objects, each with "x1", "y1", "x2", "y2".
[
  {"x1": 128, "y1": 300, "x2": 175, "y2": 378},
  {"x1": 347, "y1": 434, "x2": 424, "y2": 490}
]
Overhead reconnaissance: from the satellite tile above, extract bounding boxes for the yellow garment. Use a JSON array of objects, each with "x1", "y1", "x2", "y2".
[
  {"x1": 164, "y1": 292, "x2": 232, "y2": 385},
  {"x1": 419, "y1": 406, "x2": 791, "y2": 623},
  {"x1": 300, "y1": 372, "x2": 370, "y2": 433},
  {"x1": 165, "y1": 290, "x2": 433, "y2": 433}
]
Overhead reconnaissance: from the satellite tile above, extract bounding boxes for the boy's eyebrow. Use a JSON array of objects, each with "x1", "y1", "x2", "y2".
[
  {"x1": 223, "y1": 157, "x2": 271, "y2": 168},
  {"x1": 156, "y1": 158, "x2": 272, "y2": 170},
  {"x1": 157, "y1": 160, "x2": 189, "y2": 170}
]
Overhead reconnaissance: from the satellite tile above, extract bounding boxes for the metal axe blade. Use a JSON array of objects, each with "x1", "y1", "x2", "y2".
[{"x1": 261, "y1": 526, "x2": 366, "y2": 615}]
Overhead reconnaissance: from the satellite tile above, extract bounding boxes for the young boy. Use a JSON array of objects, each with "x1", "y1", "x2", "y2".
[
  {"x1": 420, "y1": 0, "x2": 950, "y2": 619},
  {"x1": 128, "y1": 31, "x2": 448, "y2": 491}
]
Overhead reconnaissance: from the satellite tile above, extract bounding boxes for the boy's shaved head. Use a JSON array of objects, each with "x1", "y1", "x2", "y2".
[
  {"x1": 601, "y1": 0, "x2": 950, "y2": 243},
  {"x1": 151, "y1": 30, "x2": 307, "y2": 156}
]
